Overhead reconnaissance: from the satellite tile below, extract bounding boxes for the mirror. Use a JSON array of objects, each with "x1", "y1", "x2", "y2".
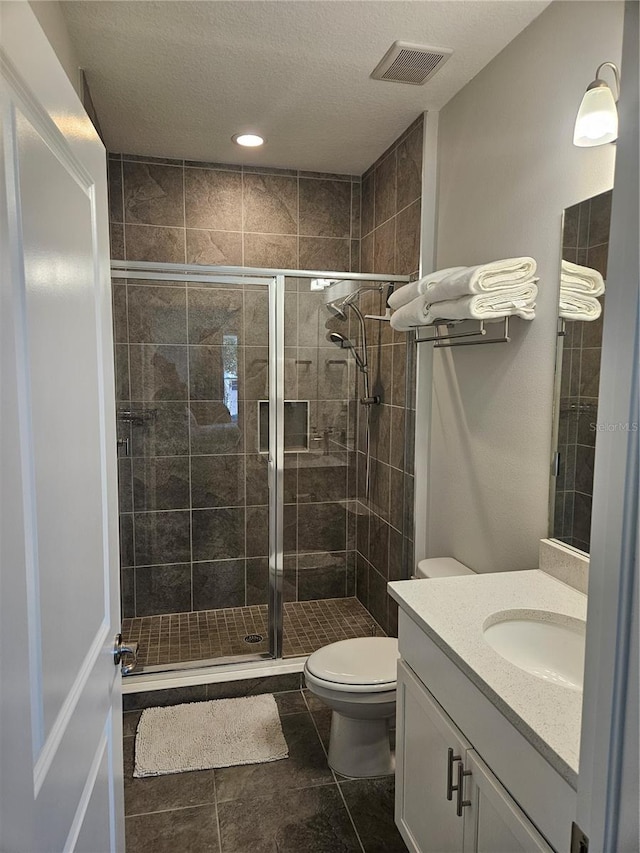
[{"x1": 550, "y1": 189, "x2": 612, "y2": 553}]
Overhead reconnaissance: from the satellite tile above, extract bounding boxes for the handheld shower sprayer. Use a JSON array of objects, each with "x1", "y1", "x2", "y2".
[
  {"x1": 325, "y1": 286, "x2": 382, "y2": 502},
  {"x1": 328, "y1": 332, "x2": 367, "y2": 373}
]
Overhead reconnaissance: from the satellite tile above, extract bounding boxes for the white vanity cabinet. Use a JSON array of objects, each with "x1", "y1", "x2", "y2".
[
  {"x1": 464, "y1": 751, "x2": 553, "y2": 853},
  {"x1": 396, "y1": 660, "x2": 554, "y2": 853},
  {"x1": 395, "y1": 660, "x2": 470, "y2": 851}
]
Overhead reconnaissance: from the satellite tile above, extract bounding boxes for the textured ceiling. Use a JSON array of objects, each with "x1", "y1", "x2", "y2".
[{"x1": 61, "y1": 0, "x2": 550, "y2": 173}]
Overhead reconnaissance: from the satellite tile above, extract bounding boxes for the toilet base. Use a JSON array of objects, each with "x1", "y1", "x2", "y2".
[{"x1": 327, "y1": 711, "x2": 395, "y2": 778}]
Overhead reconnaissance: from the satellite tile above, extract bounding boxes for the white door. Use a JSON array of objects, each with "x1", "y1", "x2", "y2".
[
  {"x1": 463, "y1": 751, "x2": 553, "y2": 853},
  {"x1": 0, "y1": 5, "x2": 124, "y2": 853},
  {"x1": 395, "y1": 660, "x2": 470, "y2": 853},
  {"x1": 576, "y1": 3, "x2": 639, "y2": 852}
]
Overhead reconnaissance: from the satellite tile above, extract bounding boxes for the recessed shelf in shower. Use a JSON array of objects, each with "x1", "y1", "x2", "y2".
[{"x1": 258, "y1": 400, "x2": 310, "y2": 453}]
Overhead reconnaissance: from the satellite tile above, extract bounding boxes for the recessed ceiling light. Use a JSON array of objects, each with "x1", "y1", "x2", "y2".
[{"x1": 233, "y1": 133, "x2": 264, "y2": 147}]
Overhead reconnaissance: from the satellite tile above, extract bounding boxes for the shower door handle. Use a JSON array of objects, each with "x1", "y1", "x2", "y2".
[
  {"x1": 113, "y1": 633, "x2": 138, "y2": 675},
  {"x1": 267, "y1": 455, "x2": 274, "y2": 492}
]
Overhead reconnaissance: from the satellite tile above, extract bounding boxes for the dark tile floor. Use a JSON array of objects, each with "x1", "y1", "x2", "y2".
[
  {"x1": 122, "y1": 597, "x2": 383, "y2": 670},
  {"x1": 124, "y1": 689, "x2": 408, "y2": 853}
]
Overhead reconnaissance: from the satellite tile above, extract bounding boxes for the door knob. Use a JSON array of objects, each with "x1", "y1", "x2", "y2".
[{"x1": 113, "y1": 633, "x2": 138, "y2": 675}]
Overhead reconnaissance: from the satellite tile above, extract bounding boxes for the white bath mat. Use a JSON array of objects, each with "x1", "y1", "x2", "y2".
[{"x1": 133, "y1": 694, "x2": 289, "y2": 777}]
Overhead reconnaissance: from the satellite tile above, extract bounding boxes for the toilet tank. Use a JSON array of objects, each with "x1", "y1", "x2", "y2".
[{"x1": 413, "y1": 557, "x2": 474, "y2": 579}]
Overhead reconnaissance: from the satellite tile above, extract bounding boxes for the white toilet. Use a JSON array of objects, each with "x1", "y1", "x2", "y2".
[{"x1": 304, "y1": 557, "x2": 475, "y2": 778}]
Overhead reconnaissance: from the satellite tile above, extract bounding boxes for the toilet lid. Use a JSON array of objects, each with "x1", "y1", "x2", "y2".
[{"x1": 306, "y1": 637, "x2": 399, "y2": 686}]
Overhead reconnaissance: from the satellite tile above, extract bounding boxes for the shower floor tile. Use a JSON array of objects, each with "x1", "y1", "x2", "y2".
[{"x1": 121, "y1": 597, "x2": 383, "y2": 671}]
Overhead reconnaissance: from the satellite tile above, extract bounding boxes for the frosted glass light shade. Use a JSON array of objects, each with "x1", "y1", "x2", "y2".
[
  {"x1": 573, "y1": 84, "x2": 618, "y2": 147},
  {"x1": 233, "y1": 133, "x2": 264, "y2": 147}
]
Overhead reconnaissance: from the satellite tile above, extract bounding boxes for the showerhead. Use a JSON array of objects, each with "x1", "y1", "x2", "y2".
[
  {"x1": 328, "y1": 331, "x2": 366, "y2": 372},
  {"x1": 327, "y1": 301, "x2": 347, "y2": 320},
  {"x1": 329, "y1": 331, "x2": 350, "y2": 347},
  {"x1": 327, "y1": 289, "x2": 360, "y2": 318}
]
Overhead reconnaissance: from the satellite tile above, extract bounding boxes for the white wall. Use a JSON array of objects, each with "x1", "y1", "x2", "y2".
[
  {"x1": 426, "y1": 1, "x2": 623, "y2": 573},
  {"x1": 29, "y1": 1, "x2": 81, "y2": 96}
]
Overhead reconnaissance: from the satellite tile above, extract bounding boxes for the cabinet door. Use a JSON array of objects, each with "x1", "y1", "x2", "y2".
[
  {"x1": 396, "y1": 660, "x2": 472, "y2": 853},
  {"x1": 463, "y1": 751, "x2": 554, "y2": 853}
]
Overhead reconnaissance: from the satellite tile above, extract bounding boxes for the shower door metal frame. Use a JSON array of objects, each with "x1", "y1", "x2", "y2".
[
  {"x1": 110, "y1": 264, "x2": 285, "y2": 670},
  {"x1": 111, "y1": 261, "x2": 411, "y2": 675},
  {"x1": 268, "y1": 275, "x2": 285, "y2": 660}
]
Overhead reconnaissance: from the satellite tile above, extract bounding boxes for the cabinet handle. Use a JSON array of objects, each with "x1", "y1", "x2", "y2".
[
  {"x1": 455, "y1": 761, "x2": 472, "y2": 817},
  {"x1": 446, "y1": 747, "x2": 462, "y2": 801}
]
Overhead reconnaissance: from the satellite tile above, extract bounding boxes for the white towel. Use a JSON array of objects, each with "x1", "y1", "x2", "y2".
[
  {"x1": 390, "y1": 283, "x2": 538, "y2": 331},
  {"x1": 390, "y1": 297, "x2": 431, "y2": 331},
  {"x1": 560, "y1": 259, "x2": 605, "y2": 296},
  {"x1": 425, "y1": 257, "x2": 538, "y2": 302},
  {"x1": 424, "y1": 285, "x2": 538, "y2": 324},
  {"x1": 388, "y1": 268, "x2": 466, "y2": 310},
  {"x1": 559, "y1": 292, "x2": 602, "y2": 321}
]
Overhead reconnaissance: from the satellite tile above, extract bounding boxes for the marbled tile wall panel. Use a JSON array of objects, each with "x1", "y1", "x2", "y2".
[
  {"x1": 354, "y1": 115, "x2": 423, "y2": 636},
  {"x1": 108, "y1": 154, "x2": 361, "y2": 272},
  {"x1": 108, "y1": 156, "x2": 360, "y2": 619},
  {"x1": 554, "y1": 189, "x2": 611, "y2": 553}
]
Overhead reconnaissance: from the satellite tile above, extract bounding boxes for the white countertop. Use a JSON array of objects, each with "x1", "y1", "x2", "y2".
[{"x1": 388, "y1": 569, "x2": 587, "y2": 786}]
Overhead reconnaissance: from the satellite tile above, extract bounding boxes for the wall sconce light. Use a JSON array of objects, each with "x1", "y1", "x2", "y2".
[{"x1": 573, "y1": 62, "x2": 621, "y2": 147}]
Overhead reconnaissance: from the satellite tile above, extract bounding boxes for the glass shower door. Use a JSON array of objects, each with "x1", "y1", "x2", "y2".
[
  {"x1": 279, "y1": 275, "x2": 374, "y2": 658},
  {"x1": 114, "y1": 270, "x2": 282, "y2": 672}
]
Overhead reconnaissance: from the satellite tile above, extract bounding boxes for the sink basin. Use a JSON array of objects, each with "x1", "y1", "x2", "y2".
[{"x1": 483, "y1": 609, "x2": 586, "y2": 690}]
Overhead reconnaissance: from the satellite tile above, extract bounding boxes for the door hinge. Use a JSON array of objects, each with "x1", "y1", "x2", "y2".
[{"x1": 570, "y1": 822, "x2": 589, "y2": 853}]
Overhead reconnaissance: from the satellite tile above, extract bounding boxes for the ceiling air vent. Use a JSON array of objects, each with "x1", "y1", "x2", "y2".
[{"x1": 371, "y1": 41, "x2": 453, "y2": 86}]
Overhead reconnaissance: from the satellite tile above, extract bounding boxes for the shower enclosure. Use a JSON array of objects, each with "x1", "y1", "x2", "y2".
[{"x1": 112, "y1": 260, "x2": 411, "y2": 674}]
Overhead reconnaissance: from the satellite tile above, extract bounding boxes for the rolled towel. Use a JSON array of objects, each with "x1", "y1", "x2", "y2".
[
  {"x1": 559, "y1": 292, "x2": 602, "y2": 321},
  {"x1": 561, "y1": 259, "x2": 605, "y2": 296},
  {"x1": 389, "y1": 283, "x2": 538, "y2": 331},
  {"x1": 425, "y1": 257, "x2": 537, "y2": 302},
  {"x1": 388, "y1": 267, "x2": 466, "y2": 310},
  {"x1": 390, "y1": 296, "x2": 431, "y2": 331},
  {"x1": 424, "y1": 284, "x2": 538, "y2": 324}
]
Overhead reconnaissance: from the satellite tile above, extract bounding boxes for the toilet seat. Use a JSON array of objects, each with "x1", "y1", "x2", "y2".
[
  {"x1": 305, "y1": 637, "x2": 398, "y2": 693},
  {"x1": 305, "y1": 668, "x2": 396, "y2": 696}
]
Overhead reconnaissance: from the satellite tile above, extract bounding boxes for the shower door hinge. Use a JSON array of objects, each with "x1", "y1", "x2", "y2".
[
  {"x1": 552, "y1": 451, "x2": 561, "y2": 477},
  {"x1": 570, "y1": 822, "x2": 589, "y2": 853}
]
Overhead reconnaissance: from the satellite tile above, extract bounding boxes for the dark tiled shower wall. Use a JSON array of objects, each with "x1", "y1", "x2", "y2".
[
  {"x1": 108, "y1": 154, "x2": 361, "y2": 272},
  {"x1": 555, "y1": 190, "x2": 611, "y2": 552},
  {"x1": 355, "y1": 115, "x2": 423, "y2": 635},
  {"x1": 109, "y1": 155, "x2": 360, "y2": 617}
]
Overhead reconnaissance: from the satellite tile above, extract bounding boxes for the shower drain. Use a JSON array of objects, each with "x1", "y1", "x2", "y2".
[{"x1": 244, "y1": 633, "x2": 264, "y2": 644}]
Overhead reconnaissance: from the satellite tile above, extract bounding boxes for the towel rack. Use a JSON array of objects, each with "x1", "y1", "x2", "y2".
[
  {"x1": 413, "y1": 316, "x2": 511, "y2": 348},
  {"x1": 560, "y1": 401, "x2": 598, "y2": 415},
  {"x1": 117, "y1": 408, "x2": 158, "y2": 425}
]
